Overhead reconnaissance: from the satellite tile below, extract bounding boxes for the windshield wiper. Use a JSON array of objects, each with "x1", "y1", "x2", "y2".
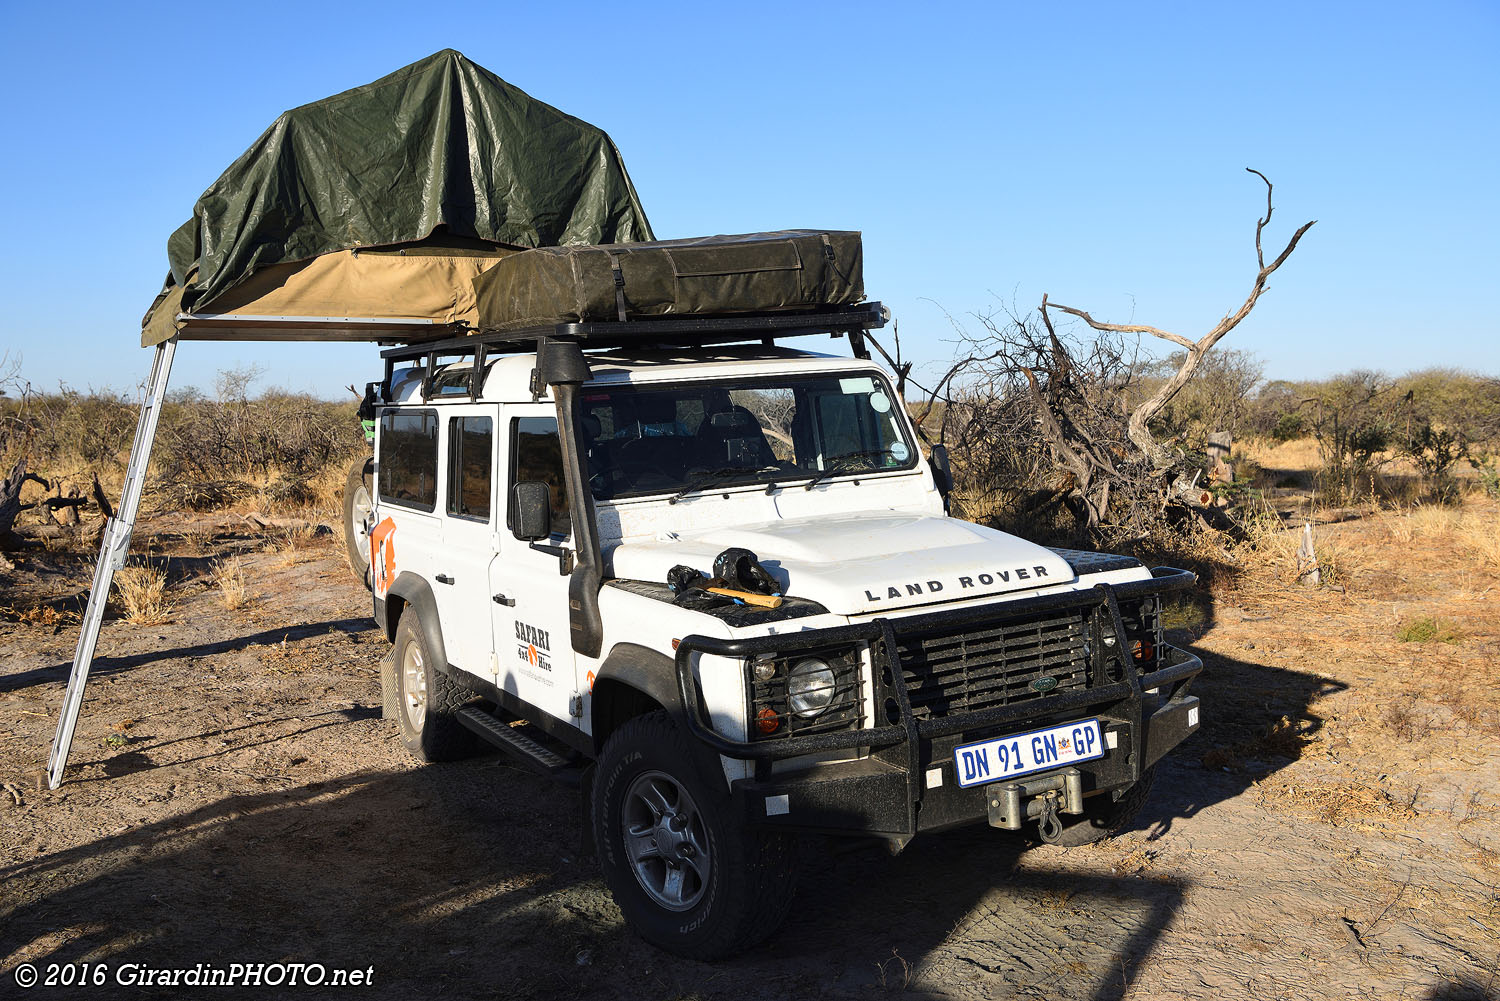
[
  {"x1": 667, "y1": 466, "x2": 777, "y2": 505},
  {"x1": 803, "y1": 449, "x2": 898, "y2": 490}
]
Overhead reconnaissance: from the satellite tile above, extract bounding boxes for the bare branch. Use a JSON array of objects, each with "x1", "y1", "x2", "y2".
[
  {"x1": 1246, "y1": 167, "x2": 1272, "y2": 269},
  {"x1": 91, "y1": 472, "x2": 114, "y2": 522},
  {"x1": 864, "y1": 329, "x2": 1009, "y2": 445},
  {"x1": 1044, "y1": 298, "x2": 1198, "y2": 351},
  {"x1": 1021, "y1": 368, "x2": 1102, "y2": 527}
]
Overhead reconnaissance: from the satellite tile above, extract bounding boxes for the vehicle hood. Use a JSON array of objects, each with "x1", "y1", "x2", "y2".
[{"x1": 605, "y1": 513, "x2": 1076, "y2": 616}]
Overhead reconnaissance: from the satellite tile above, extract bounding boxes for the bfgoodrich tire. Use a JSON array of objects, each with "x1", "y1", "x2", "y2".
[
  {"x1": 392, "y1": 614, "x2": 481, "y2": 763},
  {"x1": 1047, "y1": 766, "x2": 1157, "y2": 847},
  {"x1": 342, "y1": 455, "x2": 375, "y2": 590},
  {"x1": 593, "y1": 711, "x2": 797, "y2": 959}
]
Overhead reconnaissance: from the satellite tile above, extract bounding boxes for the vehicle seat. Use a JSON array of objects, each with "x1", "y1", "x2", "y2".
[
  {"x1": 695, "y1": 406, "x2": 777, "y2": 468},
  {"x1": 618, "y1": 394, "x2": 681, "y2": 439},
  {"x1": 613, "y1": 394, "x2": 693, "y2": 488}
]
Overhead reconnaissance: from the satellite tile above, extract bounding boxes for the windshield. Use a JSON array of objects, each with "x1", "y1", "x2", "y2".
[{"x1": 582, "y1": 371, "x2": 917, "y2": 500}]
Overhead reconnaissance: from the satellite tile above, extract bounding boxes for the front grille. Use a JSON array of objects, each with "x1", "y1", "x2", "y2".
[{"x1": 892, "y1": 610, "x2": 1090, "y2": 719}]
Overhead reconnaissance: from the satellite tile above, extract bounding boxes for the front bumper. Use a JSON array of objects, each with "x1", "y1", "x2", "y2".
[
  {"x1": 674, "y1": 567, "x2": 1202, "y2": 840},
  {"x1": 736, "y1": 688, "x2": 1199, "y2": 837}
]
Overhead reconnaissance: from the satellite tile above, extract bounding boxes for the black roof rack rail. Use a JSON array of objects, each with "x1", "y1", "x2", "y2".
[{"x1": 379, "y1": 302, "x2": 888, "y2": 364}]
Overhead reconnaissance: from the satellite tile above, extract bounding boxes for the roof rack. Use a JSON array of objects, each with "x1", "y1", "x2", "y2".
[
  {"x1": 380, "y1": 301, "x2": 887, "y2": 362},
  {"x1": 173, "y1": 313, "x2": 460, "y2": 343},
  {"x1": 377, "y1": 302, "x2": 889, "y2": 402}
]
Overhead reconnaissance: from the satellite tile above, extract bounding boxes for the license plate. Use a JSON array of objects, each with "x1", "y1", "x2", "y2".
[{"x1": 953, "y1": 718, "x2": 1105, "y2": 788}]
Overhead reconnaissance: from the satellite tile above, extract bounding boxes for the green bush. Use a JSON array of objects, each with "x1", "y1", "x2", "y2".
[{"x1": 1395, "y1": 617, "x2": 1463, "y2": 644}]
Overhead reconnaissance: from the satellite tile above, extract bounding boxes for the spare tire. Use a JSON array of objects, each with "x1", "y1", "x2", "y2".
[{"x1": 342, "y1": 455, "x2": 375, "y2": 589}]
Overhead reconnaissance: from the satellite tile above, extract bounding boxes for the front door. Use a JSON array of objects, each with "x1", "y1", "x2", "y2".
[{"x1": 489, "y1": 408, "x2": 579, "y2": 724}]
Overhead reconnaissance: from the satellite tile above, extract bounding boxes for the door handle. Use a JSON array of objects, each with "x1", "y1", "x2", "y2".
[
  {"x1": 435, "y1": 574, "x2": 454, "y2": 585},
  {"x1": 492, "y1": 593, "x2": 516, "y2": 607}
]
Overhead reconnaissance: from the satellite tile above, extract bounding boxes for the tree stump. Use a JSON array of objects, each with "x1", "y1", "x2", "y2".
[
  {"x1": 0, "y1": 458, "x2": 40, "y2": 544},
  {"x1": 1296, "y1": 522, "x2": 1321, "y2": 586},
  {"x1": 1207, "y1": 431, "x2": 1234, "y2": 485}
]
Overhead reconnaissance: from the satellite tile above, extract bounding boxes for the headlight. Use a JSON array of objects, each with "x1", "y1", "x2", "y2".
[{"x1": 787, "y1": 658, "x2": 837, "y2": 717}]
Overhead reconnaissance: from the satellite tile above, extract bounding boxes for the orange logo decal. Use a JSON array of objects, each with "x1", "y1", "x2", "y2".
[{"x1": 370, "y1": 517, "x2": 397, "y2": 597}]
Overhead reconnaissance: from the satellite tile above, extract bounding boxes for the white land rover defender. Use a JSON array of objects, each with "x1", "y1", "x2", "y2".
[{"x1": 357, "y1": 303, "x2": 1202, "y2": 959}]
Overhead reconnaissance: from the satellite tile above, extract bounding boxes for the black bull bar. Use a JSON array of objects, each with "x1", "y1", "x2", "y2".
[{"x1": 673, "y1": 568, "x2": 1202, "y2": 834}]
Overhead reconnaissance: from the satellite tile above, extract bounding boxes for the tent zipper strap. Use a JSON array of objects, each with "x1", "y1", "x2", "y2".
[{"x1": 609, "y1": 253, "x2": 629, "y2": 322}]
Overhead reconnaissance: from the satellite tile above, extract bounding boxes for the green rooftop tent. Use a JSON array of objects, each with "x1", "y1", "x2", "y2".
[{"x1": 142, "y1": 48, "x2": 654, "y2": 347}]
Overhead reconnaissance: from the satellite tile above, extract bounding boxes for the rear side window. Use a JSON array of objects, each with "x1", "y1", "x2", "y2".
[
  {"x1": 510, "y1": 417, "x2": 572, "y2": 539},
  {"x1": 447, "y1": 416, "x2": 493, "y2": 520},
  {"x1": 378, "y1": 411, "x2": 438, "y2": 511}
]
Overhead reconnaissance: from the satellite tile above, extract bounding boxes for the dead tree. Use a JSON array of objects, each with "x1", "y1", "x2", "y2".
[
  {"x1": 870, "y1": 170, "x2": 1314, "y2": 539},
  {"x1": 1040, "y1": 169, "x2": 1315, "y2": 475},
  {"x1": 0, "y1": 458, "x2": 51, "y2": 544}
]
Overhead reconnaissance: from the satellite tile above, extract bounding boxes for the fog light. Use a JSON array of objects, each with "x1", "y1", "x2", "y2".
[
  {"x1": 788, "y1": 658, "x2": 836, "y2": 717},
  {"x1": 755, "y1": 707, "x2": 780, "y2": 734}
]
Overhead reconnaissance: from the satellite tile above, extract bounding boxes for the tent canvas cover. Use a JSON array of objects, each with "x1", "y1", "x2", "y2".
[
  {"x1": 143, "y1": 49, "x2": 654, "y2": 346},
  {"x1": 472, "y1": 230, "x2": 864, "y2": 331}
]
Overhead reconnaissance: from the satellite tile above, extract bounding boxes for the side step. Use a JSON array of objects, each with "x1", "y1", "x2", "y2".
[{"x1": 457, "y1": 706, "x2": 574, "y2": 776}]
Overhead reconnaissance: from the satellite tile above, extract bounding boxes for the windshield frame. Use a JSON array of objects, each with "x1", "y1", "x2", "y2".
[{"x1": 584, "y1": 368, "x2": 922, "y2": 503}]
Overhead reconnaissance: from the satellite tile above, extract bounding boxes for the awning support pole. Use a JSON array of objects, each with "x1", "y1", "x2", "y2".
[{"x1": 47, "y1": 337, "x2": 178, "y2": 789}]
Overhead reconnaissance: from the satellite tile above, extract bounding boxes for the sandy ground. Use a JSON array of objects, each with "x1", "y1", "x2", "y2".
[{"x1": 1, "y1": 508, "x2": 1497, "y2": 1000}]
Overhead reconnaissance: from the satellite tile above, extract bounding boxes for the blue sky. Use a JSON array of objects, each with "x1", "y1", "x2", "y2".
[{"x1": 1, "y1": 1, "x2": 1495, "y2": 399}]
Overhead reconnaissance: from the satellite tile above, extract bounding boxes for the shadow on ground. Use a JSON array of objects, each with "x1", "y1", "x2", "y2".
[
  {"x1": 2, "y1": 762, "x2": 1182, "y2": 1001},
  {"x1": 0, "y1": 617, "x2": 377, "y2": 694},
  {"x1": 0, "y1": 549, "x2": 1358, "y2": 998}
]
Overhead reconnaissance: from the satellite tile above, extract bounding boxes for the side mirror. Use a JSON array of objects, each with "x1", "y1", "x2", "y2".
[
  {"x1": 928, "y1": 443, "x2": 955, "y2": 496},
  {"x1": 511, "y1": 481, "x2": 553, "y2": 541}
]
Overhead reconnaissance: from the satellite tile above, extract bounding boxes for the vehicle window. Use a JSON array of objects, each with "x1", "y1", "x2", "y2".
[
  {"x1": 580, "y1": 372, "x2": 915, "y2": 499},
  {"x1": 447, "y1": 416, "x2": 492, "y2": 520},
  {"x1": 378, "y1": 411, "x2": 438, "y2": 511},
  {"x1": 428, "y1": 366, "x2": 479, "y2": 397},
  {"x1": 510, "y1": 417, "x2": 572, "y2": 538}
]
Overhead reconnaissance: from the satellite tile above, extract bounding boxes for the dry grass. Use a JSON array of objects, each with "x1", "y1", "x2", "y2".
[
  {"x1": 1265, "y1": 780, "x2": 1417, "y2": 827},
  {"x1": 12, "y1": 604, "x2": 73, "y2": 629},
  {"x1": 1408, "y1": 504, "x2": 1462, "y2": 537},
  {"x1": 1439, "y1": 689, "x2": 1500, "y2": 738},
  {"x1": 112, "y1": 564, "x2": 173, "y2": 624},
  {"x1": 1238, "y1": 437, "x2": 1322, "y2": 472},
  {"x1": 1455, "y1": 511, "x2": 1500, "y2": 570},
  {"x1": 1201, "y1": 714, "x2": 1312, "y2": 770},
  {"x1": 1384, "y1": 501, "x2": 1500, "y2": 572},
  {"x1": 1381, "y1": 699, "x2": 1432, "y2": 742},
  {"x1": 259, "y1": 524, "x2": 322, "y2": 567},
  {"x1": 210, "y1": 556, "x2": 250, "y2": 610},
  {"x1": 177, "y1": 522, "x2": 219, "y2": 550},
  {"x1": 1236, "y1": 508, "x2": 1358, "y2": 594}
]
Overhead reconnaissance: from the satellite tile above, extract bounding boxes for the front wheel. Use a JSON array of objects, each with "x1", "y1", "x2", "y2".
[{"x1": 593, "y1": 711, "x2": 797, "y2": 959}]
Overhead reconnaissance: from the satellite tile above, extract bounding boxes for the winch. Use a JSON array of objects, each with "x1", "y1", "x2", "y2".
[{"x1": 985, "y1": 766, "x2": 1088, "y2": 841}]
